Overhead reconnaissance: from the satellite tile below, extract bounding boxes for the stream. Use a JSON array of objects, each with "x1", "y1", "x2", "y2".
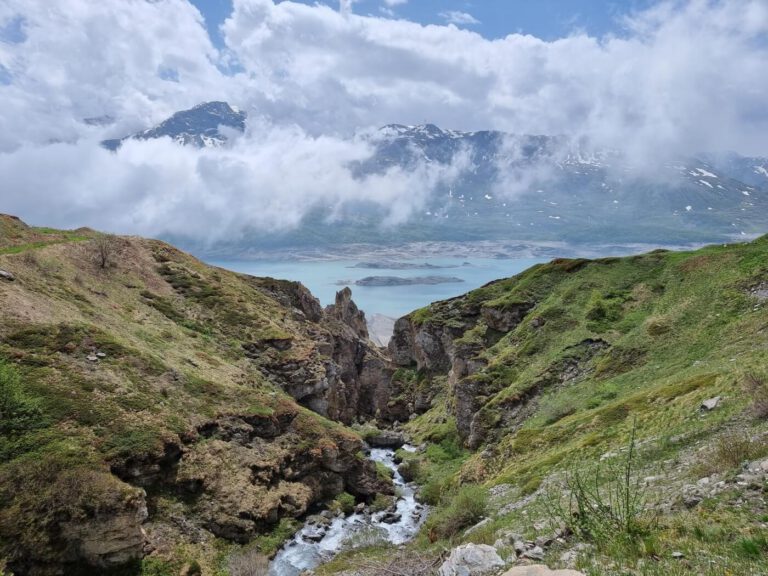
[{"x1": 268, "y1": 446, "x2": 427, "y2": 576}]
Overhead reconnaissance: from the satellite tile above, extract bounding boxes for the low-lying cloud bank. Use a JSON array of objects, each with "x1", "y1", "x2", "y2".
[
  {"x1": 0, "y1": 0, "x2": 766, "y2": 239},
  {"x1": 0, "y1": 126, "x2": 471, "y2": 243}
]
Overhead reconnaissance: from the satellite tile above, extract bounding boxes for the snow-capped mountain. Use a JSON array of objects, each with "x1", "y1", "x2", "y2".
[
  {"x1": 101, "y1": 102, "x2": 768, "y2": 248},
  {"x1": 101, "y1": 101, "x2": 246, "y2": 150}
]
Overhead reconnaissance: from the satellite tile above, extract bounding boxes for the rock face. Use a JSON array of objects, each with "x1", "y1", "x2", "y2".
[
  {"x1": 110, "y1": 410, "x2": 392, "y2": 546},
  {"x1": 326, "y1": 287, "x2": 369, "y2": 340},
  {"x1": 2, "y1": 470, "x2": 149, "y2": 575},
  {"x1": 389, "y1": 296, "x2": 534, "y2": 446},
  {"x1": 244, "y1": 282, "x2": 400, "y2": 424},
  {"x1": 59, "y1": 493, "x2": 148, "y2": 568},
  {"x1": 438, "y1": 543, "x2": 505, "y2": 576}
]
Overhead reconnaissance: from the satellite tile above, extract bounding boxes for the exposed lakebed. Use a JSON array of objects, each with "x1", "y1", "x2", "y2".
[{"x1": 269, "y1": 446, "x2": 426, "y2": 576}]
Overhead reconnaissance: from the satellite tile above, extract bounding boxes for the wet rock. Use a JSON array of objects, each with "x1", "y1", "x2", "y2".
[
  {"x1": 303, "y1": 527, "x2": 326, "y2": 542},
  {"x1": 365, "y1": 430, "x2": 406, "y2": 448},
  {"x1": 380, "y1": 511, "x2": 402, "y2": 524},
  {"x1": 438, "y1": 543, "x2": 505, "y2": 576}
]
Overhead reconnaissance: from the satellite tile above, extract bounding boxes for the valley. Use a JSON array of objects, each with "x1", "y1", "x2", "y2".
[{"x1": 2, "y1": 214, "x2": 768, "y2": 575}]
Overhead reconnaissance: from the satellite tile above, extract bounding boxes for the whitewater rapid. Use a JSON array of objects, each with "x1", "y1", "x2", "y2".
[{"x1": 268, "y1": 446, "x2": 426, "y2": 576}]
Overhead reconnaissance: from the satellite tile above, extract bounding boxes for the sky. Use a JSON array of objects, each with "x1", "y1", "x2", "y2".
[
  {"x1": 189, "y1": 0, "x2": 660, "y2": 46},
  {"x1": 0, "y1": 0, "x2": 767, "y2": 241}
]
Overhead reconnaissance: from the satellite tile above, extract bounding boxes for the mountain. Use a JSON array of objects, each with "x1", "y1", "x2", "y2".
[
  {"x1": 100, "y1": 102, "x2": 768, "y2": 248},
  {"x1": 101, "y1": 101, "x2": 246, "y2": 150},
  {"x1": 3, "y1": 216, "x2": 768, "y2": 574}
]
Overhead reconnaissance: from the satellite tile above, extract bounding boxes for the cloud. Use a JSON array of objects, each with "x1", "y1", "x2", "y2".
[
  {"x1": 0, "y1": 0, "x2": 231, "y2": 152},
  {"x1": 0, "y1": 124, "x2": 467, "y2": 243},
  {"x1": 439, "y1": 11, "x2": 480, "y2": 26},
  {"x1": 383, "y1": 0, "x2": 408, "y2": 6},
  {"x1": 0, "y1": 0, "x2": 767, "y2": 242}
]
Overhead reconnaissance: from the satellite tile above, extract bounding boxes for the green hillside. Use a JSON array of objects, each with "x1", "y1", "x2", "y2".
[{"x1": 324, "y1": 236, "x2": 768, "y2": 575}]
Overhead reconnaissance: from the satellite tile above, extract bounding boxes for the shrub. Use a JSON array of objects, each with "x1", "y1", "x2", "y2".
[
  {"x1": 371, "y1": 493, "x2": 395, "y2": 512},
  {"x1": 425, "y1": 484, "x2": 488, "y2": 541},
  {"x1": 332, "y1": 492, "x2": 356, "y2": 515},
  {"x1": 543, "y1": 420, "x2": 654, "y2": 549},
  {"x1": 0, "y1": 360, "x2": 45, "y2": 438},
  {"x1": 744, "y1": 372, "x2": 768, "y2": 419},
  {"x1": 228, "y1": 548, "x2": 269, "y2": 576},
  {"x1": 90, "y1": 233, "x2": 118, "y2": 269},
  {"x1": 694, "y1": 429, "x2": 767, "y2": 476}
]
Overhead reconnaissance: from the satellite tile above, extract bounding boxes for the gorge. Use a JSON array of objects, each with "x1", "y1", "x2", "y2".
[{"x1": 2, "y1": 214, "x2": 768, "y2": 575}]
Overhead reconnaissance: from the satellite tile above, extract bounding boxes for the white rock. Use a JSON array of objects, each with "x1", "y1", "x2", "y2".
[
  {"x1": 701, "y1": 396, "x2": 721, "y2": 411},
  {"x1": 438, "y1": 544, "x2": 505, "y2": 576}
]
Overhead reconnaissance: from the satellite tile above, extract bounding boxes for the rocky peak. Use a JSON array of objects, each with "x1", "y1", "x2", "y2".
[{"x1": 325, "y1": 287, "x2": 368, "y2": 340}]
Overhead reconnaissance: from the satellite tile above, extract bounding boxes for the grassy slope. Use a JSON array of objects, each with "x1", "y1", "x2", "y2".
[
  {"x1": 0, "y1": 216, "x2": 367, "y2": 574},
  {"x1": 323, "y1": 238, "x2": 768, "y2": 575}
]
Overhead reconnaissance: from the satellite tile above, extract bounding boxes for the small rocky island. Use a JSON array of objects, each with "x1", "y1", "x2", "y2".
[
  {"x1": 350, "y1": 261, "x2": 470, "y2": 270},
  {"x1": 350, "y1": 275, "x2": 465, "y2": 286}
]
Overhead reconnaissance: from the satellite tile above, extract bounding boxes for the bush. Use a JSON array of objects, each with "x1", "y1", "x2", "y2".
[
  {"x1": 371, "y1": 493, "x2": 395, "y2": 512},
  {"x1": 90, "y1": 233, "x2": 118, "y2": 269},
  {"x1": 0, "y1": 360, "x2": 45, "y2": 437},
  {"x1": 695, "y1": 429, "x2": 767, "y2": 476},
  {"x1": 330, "y1": 492, "x2": 356, "y2": 515},
  {"x1": 425, "y1": 484, "x2": 488, "y2": 541},
  {"x1": 543, "y1": 421, "x2": 654, "y2": 549},
  {"x1": 744, "y1": 372, "x2": 768, "y2": 419},
  {"x1": 228, "y1": 548, "x2": 269, "y2": 576}
]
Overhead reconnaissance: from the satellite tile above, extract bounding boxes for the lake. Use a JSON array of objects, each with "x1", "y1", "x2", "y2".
[{"x1": 208, "y1": 257, "x2": 547, "y2": 319}]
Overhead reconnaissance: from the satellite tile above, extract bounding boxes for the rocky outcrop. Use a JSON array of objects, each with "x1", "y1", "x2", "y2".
[
  {"x1": 388, "y1": 296, "x2": 534, "y2": 445},
  {"x1": 59, "y1": 493, "x2": 148, "y2": 569},
  {"x1": 119, "y1": 410, "x2": 390, "y2": 547},
  {"x1": 438, "y1": 544, "x2": 505, "y2": 576},
  {"x1": 481, "y1": 302, "x2": 534, "y2": 332},
  {"x1": 326, "y1": 287, "x2": 368, "y2": 340},
  {"x1": 0, "y1": 470, "x2": 148, "y2": 576}
]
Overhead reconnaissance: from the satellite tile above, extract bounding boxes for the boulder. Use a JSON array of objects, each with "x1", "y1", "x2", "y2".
[
  {"x1": 0, "y1": 269, "x2": 14, "y2": 281},
  {"x1": 365, "y1": 430, "x2": 405, "y2": 448},
  {"x1": 700, "y1": 396, "x2": 721, "y2": 411},
  {"x1": 501, "y1": 567, "x2": 585, "y2": 576},
  {"x1": 438, "y1": 543, "x2": 505, "y2": 576}
]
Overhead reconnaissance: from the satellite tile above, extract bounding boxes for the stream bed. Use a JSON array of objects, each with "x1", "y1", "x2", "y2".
[{"x1": 268, "y1": 446, "x2": 427, "y2": 575}]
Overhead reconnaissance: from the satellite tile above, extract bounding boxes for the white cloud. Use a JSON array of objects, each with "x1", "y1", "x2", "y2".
[
  {"x1": 0, "y1": 0, "x2": 767, "y2": 241},
  {"x1": 439, "y1": 10, "x2": 480, "y2": 26},
  {"x1": 383, "y1": 0, "x2": 408, "y2": 6},
  {"x1": 0, "y1": 124, "x2": 468, "y2": 243}
]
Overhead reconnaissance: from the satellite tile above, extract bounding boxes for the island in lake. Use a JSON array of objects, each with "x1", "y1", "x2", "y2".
[
  {"x1": 343, "y1": 275, "x2": 466, "y2": 287},
  {"x1": 350, "y1": 261, "x2": 473, "y2": 270}
]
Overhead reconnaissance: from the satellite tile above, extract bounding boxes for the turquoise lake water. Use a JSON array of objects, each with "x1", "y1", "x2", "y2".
[{"x1": 208, "y1": 257, "x2": 546, "y2": 319}]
